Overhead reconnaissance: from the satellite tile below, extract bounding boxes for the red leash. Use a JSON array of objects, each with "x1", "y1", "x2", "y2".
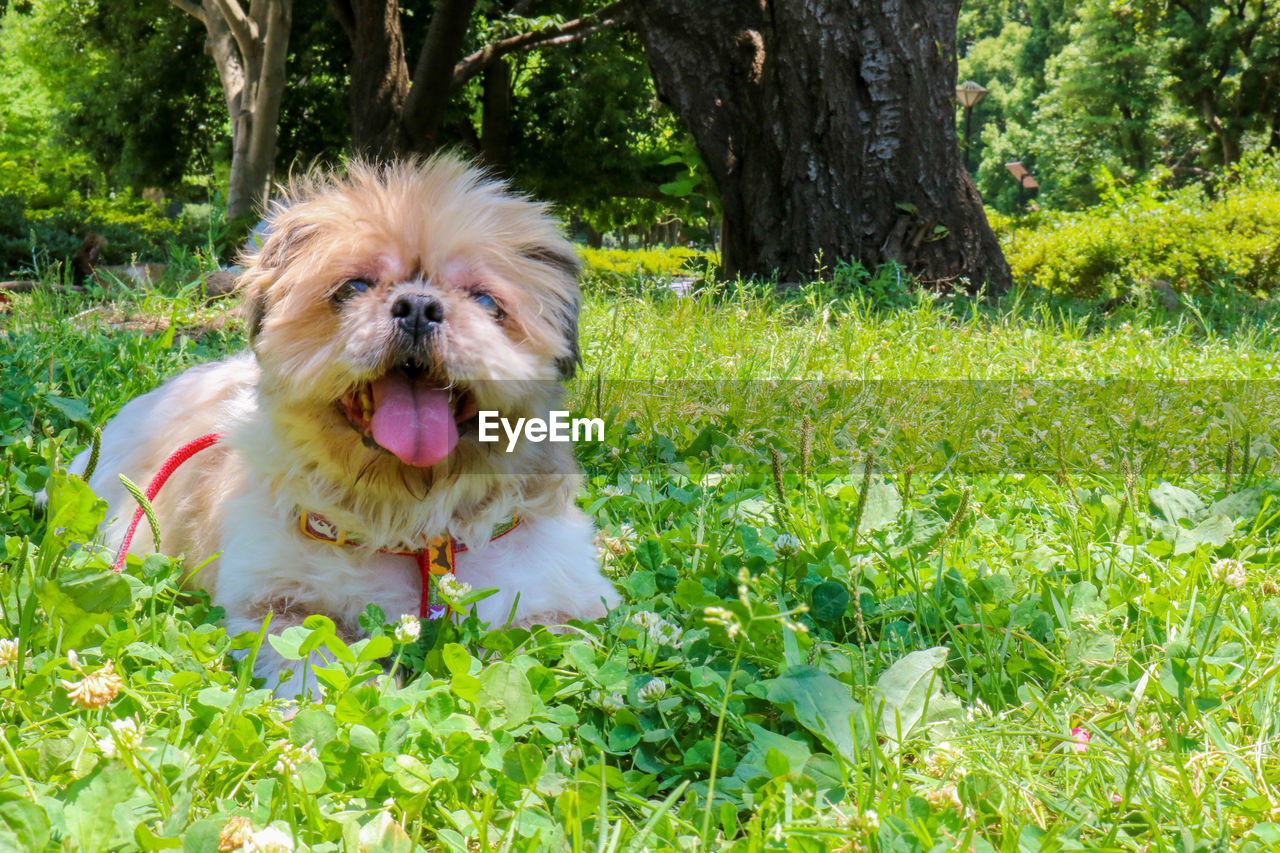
[{"x1": 112, "y1": 433, "x2": 222, "y2": 573}]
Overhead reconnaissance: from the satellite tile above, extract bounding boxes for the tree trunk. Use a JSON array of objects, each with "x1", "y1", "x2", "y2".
[
  {"x1": 480, "y1": 57, "x2": 513, "y2": 170},
  {"x1": 1201, "y1": 91, "x2": 1241, "y2": 167},
  {"x1": 340, "y1": 0, "x2": 411, "y2": 157},
  {"x1": 181, "y1": 0, "x2": 294, "y2": 222},
  {"x1": 246, "y1": 0, "x2": 292, "y2": 209},
  {"x1": 400, "y1": 0, "x2": 479, "y2": 151},
  {"x1": 631, "y1": 0, "x2": 1011, "y2": 292}
]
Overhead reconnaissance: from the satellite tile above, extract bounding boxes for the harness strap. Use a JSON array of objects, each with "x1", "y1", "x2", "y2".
[{"x1": 112, "y1": 432, "x2": 222, "y2": 573}]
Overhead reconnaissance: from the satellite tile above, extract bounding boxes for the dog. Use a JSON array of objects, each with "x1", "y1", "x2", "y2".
[{"x1": 70, "y1": 156, "x2": 619, "y2": 695}]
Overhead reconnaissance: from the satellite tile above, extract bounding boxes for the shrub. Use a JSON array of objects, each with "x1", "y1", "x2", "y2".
[
  {"x1": 579, "y1": 245, "x2": 715, "y2": 285},
  {"x1": 994, "y1": 160, "x2": 1280, "y2": 298}
]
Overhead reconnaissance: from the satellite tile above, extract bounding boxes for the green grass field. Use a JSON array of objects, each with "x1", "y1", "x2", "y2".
[{"x1": 3, "y1": 271, "x2": 1280, "y2": 852}]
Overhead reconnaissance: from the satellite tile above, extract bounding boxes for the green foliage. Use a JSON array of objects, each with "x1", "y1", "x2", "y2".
[
  {"x1": 0, "y1": 192, "x2": 193, "y2": 277},
  {"x1": 959, "y1": 0, "x2": 1280, "y2": 211},
  {"x1": 2, "y1": 0, "x2": 219, "y2": 189},
  {"x1": 579, "y1": 245, "x2": 715, "y2": 288},
  {"x1": 996, "y1": 158, "x2": 1280, "y2": 297},
  {"x1": 0, "y1": 1, "x2": 230, "y2": 276}
]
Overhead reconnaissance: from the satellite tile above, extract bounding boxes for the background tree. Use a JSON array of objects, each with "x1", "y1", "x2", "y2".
[
  {"x1": 630, "y1": 0, "x2": 1011, "y2": 289},
  {"x1": 327, "y1": 0, "x2": 627, "y2": 158},
  {"x1": 167, "y1": 0, "x2": 294, "y2": 222},
  {"x1": 1164, "y1": 0, "x2": 1280, "y2": 166}
]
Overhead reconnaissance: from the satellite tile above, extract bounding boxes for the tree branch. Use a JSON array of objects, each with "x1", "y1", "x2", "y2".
[
  {"x1": 168, "y1": 0, "x2": 207, "y2": 23},
  {"x1": 210, "y1": 0, "x2": 260, "y2": 60},
  {"x1": 452, "y1": 1, "x2": 630, "y2": 87}
]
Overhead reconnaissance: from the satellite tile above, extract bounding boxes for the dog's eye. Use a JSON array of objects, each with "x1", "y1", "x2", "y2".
[
  {"x1": 471, "y1": 291, "x2": 503, "y2": 317},
  {"x1": 332, "y1": 279, "x2": 372, "y2": 303}
]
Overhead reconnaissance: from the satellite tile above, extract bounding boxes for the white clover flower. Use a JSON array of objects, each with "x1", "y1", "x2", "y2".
[
  {"x1": 62, "y1": 660, "x2": 123, "y2": 710},
  {"x1": 599, "y1": 485, "x2": 625, "y2": 498},
  {"x1": 1211, "y1": 558, "x2": 1247, "y2": 590},
  {"x1": 0, "y1": 639, "x2": 17, "y2": 667},
  {"x1": 98, "y1": 716, "x2": 144, "y2": 758},
  {"x1": 631, "y1": 611, "x2": 685, "y2": 649},
  {"x1": 272, "y1": 740, "x2": 317, "y2": 777},
  {"x1": 554, "y1": 743, "x2": 583, "y2": 766},
  {"x1": 96, "y1": 735, "x2": 118, "y2": 758},
  {"x1": 703, "y1": 606, "x2": 744, "y2": 640},
  {"x1": 393, "y1": 614, "x2": 421, "y2": 644},
  {"x1": 638, "y1": 677, "x2": 667, "y2": 703},
  {"x1": 632, "y1": 611, "x2": 662, "y2": 629},
  {"x1": 774, "y1": 534, "x2": 802, "y2": 556},
  {"x1": 924, "y1": 783, "x2": 962, "y2": 812},
  {"x1": 243, "y1": 826, "x2": 294, "y2": 853},
  {"x1": 436, "y1": 573, "x2": 473, "y2": 601},
  {"x1": 588, "y1": 690, "x2": 625, "y2": 713},
  {"x1": 218, "y1": 816, "x2": 253, "y2": 851},
  {"x1": 600, "y1": 523, "x2": 638, "y2": 558}
]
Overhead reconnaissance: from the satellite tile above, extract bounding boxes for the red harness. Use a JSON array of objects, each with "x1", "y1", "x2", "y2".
[{"x1": 111, "y1": 432, "x2": 516, "y2": 619}]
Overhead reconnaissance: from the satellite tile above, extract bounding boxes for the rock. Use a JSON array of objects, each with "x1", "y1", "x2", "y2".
[
  {"x1": 1151, "y1": 279, "x2": 1179, "y2": 312},
  {"x1": 202, "y1": 268, "x2": 240, "y2": 298}
]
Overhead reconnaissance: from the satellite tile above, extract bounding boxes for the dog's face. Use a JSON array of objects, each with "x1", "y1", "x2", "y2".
[{"x1": 237, "y1": 157, "x2": 580, "y2": 487}]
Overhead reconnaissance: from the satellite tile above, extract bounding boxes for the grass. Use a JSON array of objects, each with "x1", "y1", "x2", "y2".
[{"x1": 4, "y1": 267, "x2": 1280, "y2": 851}]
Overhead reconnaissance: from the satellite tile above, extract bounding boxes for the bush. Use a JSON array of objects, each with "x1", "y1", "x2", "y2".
[
  {"x1": 994, "y1": 160, "x2": 1280, "y2": 298},
  {"x1": 0, "y1": 191, "x2": 192, "y2": 277},
  {"x1": 579, "y1": 245, "x2": 715, "y2": 284}
]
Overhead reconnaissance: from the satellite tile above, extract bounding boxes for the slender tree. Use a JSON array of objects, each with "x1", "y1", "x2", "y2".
[
  {"x1": 169, "y1": 0, "x2": 293, "y2": 221},
  {"x1": 630, "y1": 0, "x2": 1011, "y2": 289}
]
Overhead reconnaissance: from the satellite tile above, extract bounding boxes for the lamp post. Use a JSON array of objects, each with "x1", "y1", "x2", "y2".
[{"x1": 956, "y1": 80, "x2": 988, "y2": 174}]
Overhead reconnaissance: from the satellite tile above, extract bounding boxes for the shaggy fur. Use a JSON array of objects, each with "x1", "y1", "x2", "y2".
[{"x1": 72, "y1": 157, "x2": 618, "y2": 696}]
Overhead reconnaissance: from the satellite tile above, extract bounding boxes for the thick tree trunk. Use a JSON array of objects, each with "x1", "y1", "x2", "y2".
[
  {"x1": 631, "y1": 0, "x2": 1011, "y2": 292},
  {"x1": 246, "y1": 0, "x2": 292, "y2": 205}
]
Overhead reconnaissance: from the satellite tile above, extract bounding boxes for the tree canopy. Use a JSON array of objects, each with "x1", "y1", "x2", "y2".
[{"x1": 2, "y1": 0, "x2": 1277, "y2": 277}]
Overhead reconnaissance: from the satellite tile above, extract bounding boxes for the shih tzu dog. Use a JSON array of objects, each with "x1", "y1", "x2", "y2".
[{"x1": 71, "y1": 156, "x2": 619, "y2": 695}]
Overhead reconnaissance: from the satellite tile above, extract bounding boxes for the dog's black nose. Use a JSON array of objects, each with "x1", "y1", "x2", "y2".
[{"x1": 390, "y1": 293, "x2": 444, "y2": 335}]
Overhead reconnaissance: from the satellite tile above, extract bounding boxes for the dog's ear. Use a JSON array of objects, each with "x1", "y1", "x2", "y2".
[
  {"x1": 524, "y1": 245, "x2": 582, "y2": 379},
  {"x1": 255, "y1": 217, "x2": 316, "y2": 271},
  {"x1": 553, "y1": 300, "x2": 581, "y2": 380},
  {"x1": 523, "y1": 245, "x2": 580, "y2": 281},
  {"x1": 243, "y1": 283, "x2": 268, "y2": 344},
  {"x1": 234, "y1": 277, "x2": 270, "y2": 346}
]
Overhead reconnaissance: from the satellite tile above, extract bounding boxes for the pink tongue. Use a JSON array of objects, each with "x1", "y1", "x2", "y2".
[{"x1": 369, "y1": 374, "x2": 458, "y2": 467}]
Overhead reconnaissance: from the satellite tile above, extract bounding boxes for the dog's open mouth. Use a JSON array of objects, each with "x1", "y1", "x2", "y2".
[{"x1": 339, "y1": 366, "x2": 479, "y2": 468}]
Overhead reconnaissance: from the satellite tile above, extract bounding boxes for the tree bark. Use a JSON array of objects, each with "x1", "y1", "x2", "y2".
[
  {"x1": 338, "y1": 0, "x2": 411, "y2": 157},
  {"x1": 480, "y1": 57, "x2": 513, "y2": 170},
  {"x1": 631, "y1": 0, "x2": 1011, "y2": 291},
  {"x1": 400, "y1": 0, "x2": 479, "y2": 151}
]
